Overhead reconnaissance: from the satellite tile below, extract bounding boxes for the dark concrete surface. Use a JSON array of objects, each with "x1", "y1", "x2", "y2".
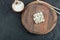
[{"x1": 0, "y1": 0, "x2": 60, "y2": 40}]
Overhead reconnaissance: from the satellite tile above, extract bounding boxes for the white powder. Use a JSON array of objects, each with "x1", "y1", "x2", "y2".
[{"x1": 33, "y1": 11, "x2": 45, "y2": 24}]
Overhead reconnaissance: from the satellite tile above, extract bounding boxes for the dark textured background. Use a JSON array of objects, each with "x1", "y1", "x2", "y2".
[{"x1": 0, "y1": 0, "x2": 60, "y2": 40}]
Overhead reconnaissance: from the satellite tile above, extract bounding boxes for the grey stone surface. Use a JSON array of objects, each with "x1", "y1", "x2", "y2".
[{"x1": 0, "y1": 0, "x2": 60, "y2": 40}]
